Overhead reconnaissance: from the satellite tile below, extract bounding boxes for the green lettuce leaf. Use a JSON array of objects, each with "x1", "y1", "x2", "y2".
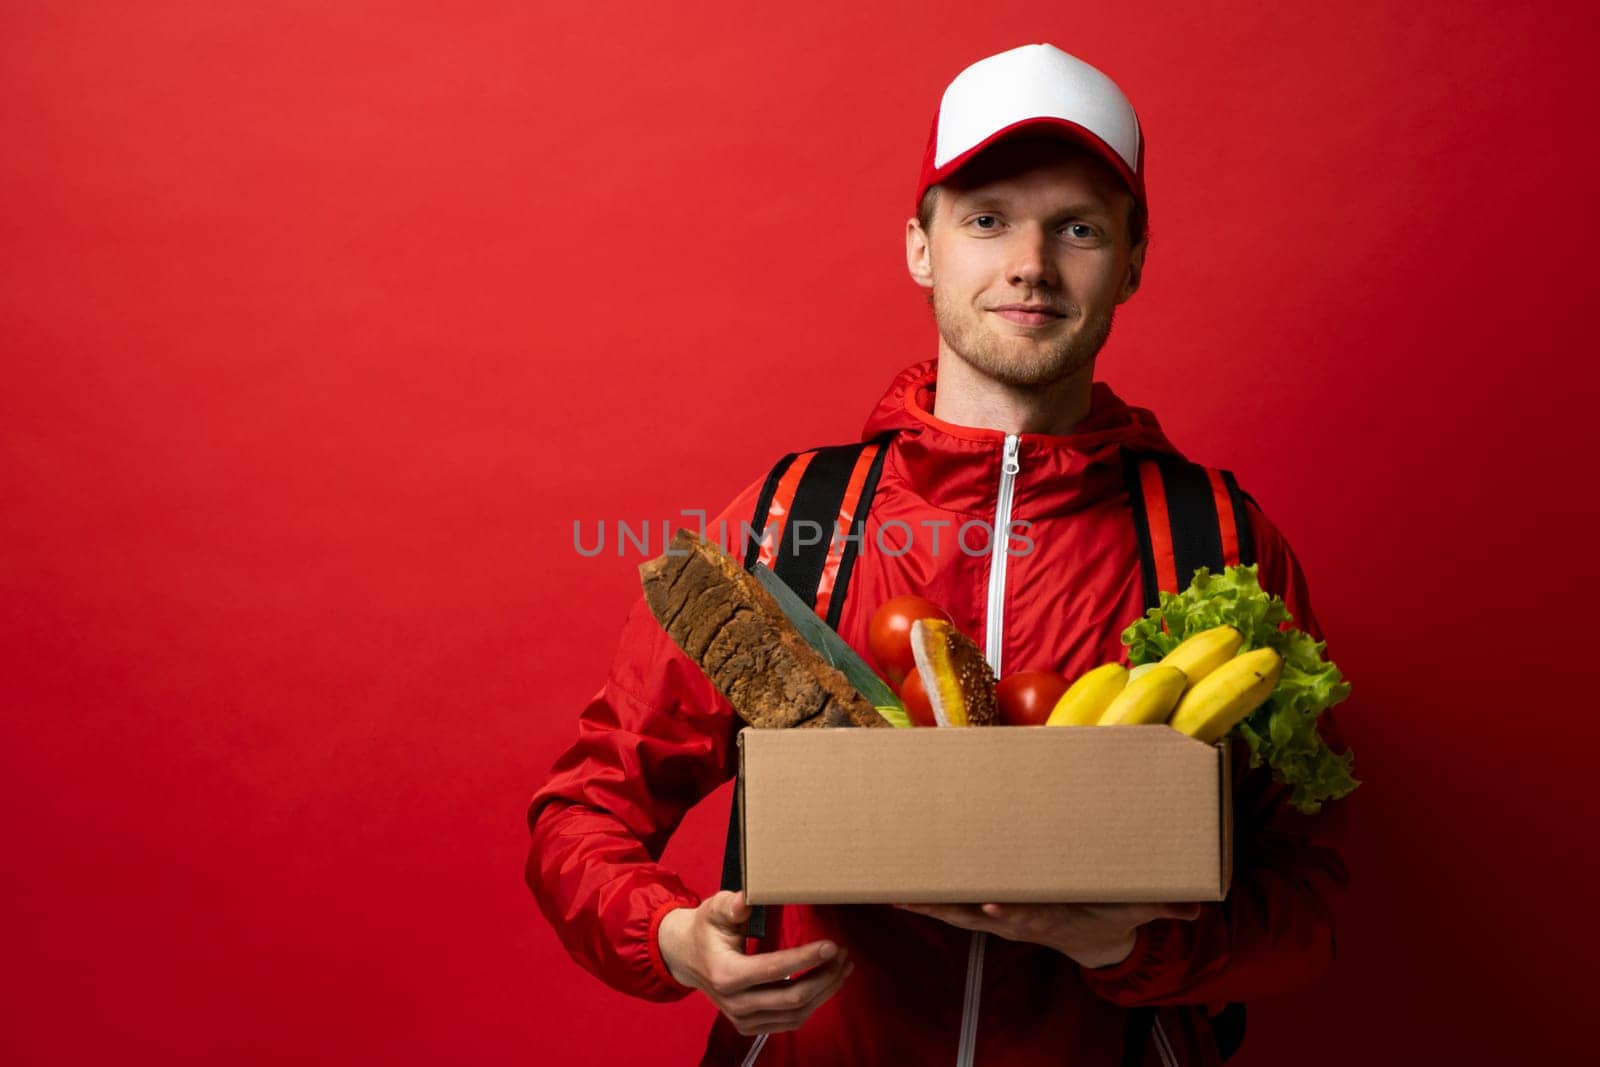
[{"x1": 1121, "y1": 564, "x2": 1358, "y2": 813}]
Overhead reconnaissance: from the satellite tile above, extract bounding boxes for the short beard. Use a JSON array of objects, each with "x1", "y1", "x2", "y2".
[{"x1": 928, "y1": 287, "x2": 1115, "y2": 388}]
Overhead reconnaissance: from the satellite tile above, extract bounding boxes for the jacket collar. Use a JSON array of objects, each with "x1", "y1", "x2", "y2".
[{"x1": 859, "y1": 359, "x2": 1183, "y2": 519}]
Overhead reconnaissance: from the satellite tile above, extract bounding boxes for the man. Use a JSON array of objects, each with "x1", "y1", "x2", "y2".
[{"x1": 527, "y1": 44, "x2": 1347, "y2": 1065}]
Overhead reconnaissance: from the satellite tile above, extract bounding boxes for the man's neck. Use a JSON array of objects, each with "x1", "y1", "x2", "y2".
[{"x1": 929, "y1": 347, "x2": 1097, "y2": 437}]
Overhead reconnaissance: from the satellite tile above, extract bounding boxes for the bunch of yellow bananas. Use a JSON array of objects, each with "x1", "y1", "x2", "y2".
[{"x1": 1044, "y1": 625, "x2": 1283, "y2": 743}]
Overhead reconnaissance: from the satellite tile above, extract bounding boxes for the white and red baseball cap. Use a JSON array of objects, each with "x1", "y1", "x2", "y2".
[{"x1": 915, "y1": 44, "x2": 1146, "y2": 217}]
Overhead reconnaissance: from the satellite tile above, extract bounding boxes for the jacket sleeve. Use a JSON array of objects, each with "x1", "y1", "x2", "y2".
[
  {"x1": 524, "y1": 481, "x2": 766, "y2": 1002},
  {"x1": 1080, "y1": 499, "x2": 1355, "y2": 1006}
]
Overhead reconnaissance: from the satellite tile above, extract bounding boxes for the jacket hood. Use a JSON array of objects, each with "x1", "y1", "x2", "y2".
[{"x1": 859, "y1": 358, "x2": 1183, "y2": 519}]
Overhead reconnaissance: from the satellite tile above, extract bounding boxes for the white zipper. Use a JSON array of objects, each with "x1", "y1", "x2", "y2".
[
  {"x1": 983, "y1": 434, "x2": 1021, "y2": 676},
  {"x1": 955, "y1": 433, "x2": 1021, "y2": 1067},
  {"x1": 740, "y1": 1033, "x2": 768, "y2": 1067},
  {"x1": 1152, "y1": 1015, "x2": 1180, "y2": 1066},
  {"x1": 955, "y1": 926, "x2": 986, "y2": 1065}
]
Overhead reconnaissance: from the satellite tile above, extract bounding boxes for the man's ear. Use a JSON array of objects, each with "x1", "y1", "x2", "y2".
[
  {"x1": 1117, "y1": 239, "x2": 1146, "y2": 304},
  {"x1": 906, "y1": 218, "x2": 933, "y2": 289}
]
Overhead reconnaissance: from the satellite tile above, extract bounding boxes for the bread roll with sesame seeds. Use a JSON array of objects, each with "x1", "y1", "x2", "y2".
[{"x1": 908, "y1": 618, "x2": 999, "y2": 727}]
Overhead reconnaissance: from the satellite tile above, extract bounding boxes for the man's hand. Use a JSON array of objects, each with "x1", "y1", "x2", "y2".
[
  {"x1": 658, "y1": 891, "x2": 854, "y2": 1036},
  {"x1": 895, "y1": 901, "x2": 1202, "y2": 969}
]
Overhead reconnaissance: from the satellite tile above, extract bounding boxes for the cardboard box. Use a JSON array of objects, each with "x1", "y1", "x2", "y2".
[{"x1": 738, "y1": 725, "x2": 1232, "y2": 904}]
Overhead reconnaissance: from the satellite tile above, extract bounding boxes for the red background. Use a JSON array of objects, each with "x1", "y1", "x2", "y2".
[{"x1": 4, "y1": 2, "x2": 1596, "y2": 1062}]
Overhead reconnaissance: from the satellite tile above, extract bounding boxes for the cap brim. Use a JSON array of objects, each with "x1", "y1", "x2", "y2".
[{"x1": 918, "y1": 116, "x2": 1143, "y2": 208}]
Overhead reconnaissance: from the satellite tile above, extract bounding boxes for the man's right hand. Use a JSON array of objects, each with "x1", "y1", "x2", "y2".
[{"x1": 657, "y1": 891, "x2": 853, "y2": 1037}]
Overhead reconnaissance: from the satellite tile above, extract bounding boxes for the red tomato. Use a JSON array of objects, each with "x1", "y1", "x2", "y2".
[
  {"x1": 868, "y1": 595, "x2": 952, "y2": 686},
  {"x1": 900, "y1": 667, "x2": 936, "y2": 728},
  {"x1": 996, "y1": 670, "x2": 1072, "y2": 727}
]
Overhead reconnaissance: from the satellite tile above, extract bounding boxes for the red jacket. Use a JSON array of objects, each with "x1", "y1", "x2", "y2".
[{"x1": 527, "y1": 361, "x2": 1350, "y2": 1066}]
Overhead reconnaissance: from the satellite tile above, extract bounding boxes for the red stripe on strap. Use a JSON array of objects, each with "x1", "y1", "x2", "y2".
[
  {"x1": 812, "y1": 443, "x2": 881, "y2": 621},
  {"x1": 1206, "y1": 468, "x2": 1241, "y2": 567},
  {"x1": 1139, "y1": 460, "x2": 1179, "y2": 594},
  {"x1": 755, "y1": 451, "x2": 816, "y2": 570}
]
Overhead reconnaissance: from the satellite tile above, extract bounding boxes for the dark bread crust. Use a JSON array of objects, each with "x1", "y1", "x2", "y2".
[
  {"x1": 639, "y1": 529, "x2": 888, "y2": 729},
  {"x1": 912, "y1": 618, "x2": 999, "y2": 726},
  {"x1": 950, "y1": 629, "x2": 999, "y2": 726}
]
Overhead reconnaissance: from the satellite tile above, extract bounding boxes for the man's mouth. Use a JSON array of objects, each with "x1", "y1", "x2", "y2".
[{"x1": 989, "y1": 303, "x2": 1068, "y2": 327}]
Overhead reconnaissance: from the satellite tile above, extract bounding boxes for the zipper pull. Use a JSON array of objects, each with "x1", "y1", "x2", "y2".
[{"x1": 1003, "y1": 434, "x2": 1021, "y2": 475}]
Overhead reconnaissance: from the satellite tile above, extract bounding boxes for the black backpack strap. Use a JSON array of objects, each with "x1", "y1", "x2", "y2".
[
  {"x1": 821, "y1": 442, "x2": 890, "y2": 631},
  {"x1": 720, "y1": 436, "x2": 892, "y2": 940},
  {"x1": 1121, "y1": 1006, "x2": 1155, "y2": 1066},
  {"x1": 1124, "y1": 450, "x2": 1257, "y2": 611},
  {"x1": 1123, "y1": 449, "x2": 1256, "y2": 1062},
  {"x1": 741, "y1": 451, "x2": 801, "y2": 571}
]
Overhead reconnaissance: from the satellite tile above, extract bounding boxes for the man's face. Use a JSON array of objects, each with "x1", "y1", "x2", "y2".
[{"x1": 906, "y1": 140, "x2": 1145, "y2": 389}]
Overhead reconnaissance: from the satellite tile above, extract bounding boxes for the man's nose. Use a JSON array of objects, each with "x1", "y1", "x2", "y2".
[{"x1": 1006, "y1": 225, "x2": 1058, "y2": 289}]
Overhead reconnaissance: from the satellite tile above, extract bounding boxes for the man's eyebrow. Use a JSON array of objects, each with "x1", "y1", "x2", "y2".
[
  {"x1": 951, "y1": 195, "x2": 1007, "y2": 211},
  {"x1": 1049, "y1": 202, "x2": 1114, "y2": 221}
]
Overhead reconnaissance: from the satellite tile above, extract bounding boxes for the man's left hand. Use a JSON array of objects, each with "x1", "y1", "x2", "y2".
[{"x1": 894, "y1": 901, "x2": 1202, "y2": 970}]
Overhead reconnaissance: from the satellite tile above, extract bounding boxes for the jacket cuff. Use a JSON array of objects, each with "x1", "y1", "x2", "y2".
[{"x1": 644, "y1": 896, "x2": 701, "y2": 1000}]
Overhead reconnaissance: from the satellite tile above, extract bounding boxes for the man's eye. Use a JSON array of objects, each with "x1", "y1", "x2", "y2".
[
  {"x1": 1063, "y1": 223, "x2": 1096, "y2": 240},
  {"x1": 972, "y1": 215, "x2": 1000, "y2": 229}
]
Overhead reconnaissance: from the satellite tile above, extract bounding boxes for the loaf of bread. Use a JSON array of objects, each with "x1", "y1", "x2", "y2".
[{"x1": 639, "y1": 529, "x2": 888, "y2": 729}]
